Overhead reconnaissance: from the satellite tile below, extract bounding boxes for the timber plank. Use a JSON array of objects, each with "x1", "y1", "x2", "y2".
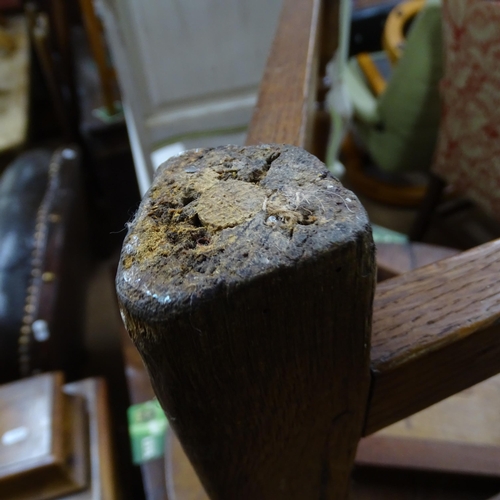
[{"x1": 366, "y1": 239, "x2": 500, "y2": 434}]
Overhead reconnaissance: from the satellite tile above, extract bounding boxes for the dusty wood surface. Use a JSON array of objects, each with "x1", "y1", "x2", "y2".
[
  {"x1": 245, "y1": 0, "x2": 322, "y2": 151},
  {"x1": 117, "y1": 144, "x2": 375, "y2": 499},
  {"x1": 366, "y1": 239, "x2": 500, "y2": 434}
]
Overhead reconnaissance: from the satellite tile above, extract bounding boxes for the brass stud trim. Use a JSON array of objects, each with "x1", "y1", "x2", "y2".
[
  {"x1": 42, "y1": 272, "x2": 56, "y2": 282},
  {"x1": 19, "y1": 149, "x2": 65, "y2": 376}
]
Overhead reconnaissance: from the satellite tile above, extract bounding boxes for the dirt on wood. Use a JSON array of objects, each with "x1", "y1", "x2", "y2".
[{"x1": 117, "y1": 144, "x2": 371, "y2": 320}]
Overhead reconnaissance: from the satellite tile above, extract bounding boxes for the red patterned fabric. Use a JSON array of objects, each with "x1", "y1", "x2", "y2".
[{"x1": 432, "y1": 0, "x2": 500, "y2": 218}]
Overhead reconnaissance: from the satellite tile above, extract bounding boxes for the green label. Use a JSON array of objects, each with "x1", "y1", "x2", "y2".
[
  {"x1": 372, "y1": 224, "x2": 408, "y2": 244},
  {"x1": 128, "y1": 399, "x2": 169, "y2": 464}
]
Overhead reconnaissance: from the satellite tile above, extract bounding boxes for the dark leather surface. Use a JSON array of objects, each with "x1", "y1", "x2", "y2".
[
  {"x1": 0, "y1": 150, "x2": 52, "y2": 381},
  {"x1": 0, "y1": 148, "x2": 88, "y2": 383}
]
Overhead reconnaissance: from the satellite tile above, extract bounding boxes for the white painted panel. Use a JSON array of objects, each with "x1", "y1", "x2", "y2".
[
  {"x1": 98, "y1": 0, "x2": 283, "y2": 192},
  {"x1": 121, "y1": 0, "x2": 283, "y2": 111}
]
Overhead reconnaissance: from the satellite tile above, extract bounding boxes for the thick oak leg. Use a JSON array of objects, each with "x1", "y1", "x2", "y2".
[{"x1": 116, "y1": 145, "x2": 375, "y2": 499}]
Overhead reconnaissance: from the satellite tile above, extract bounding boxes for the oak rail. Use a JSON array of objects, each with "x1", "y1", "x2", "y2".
[{"x1": 366, "y1": 239, "x2": 500, "y2": 434}]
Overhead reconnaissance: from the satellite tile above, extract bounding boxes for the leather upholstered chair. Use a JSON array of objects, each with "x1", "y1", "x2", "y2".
[{"x1": 0, "y1": 147, "x2": 88, "y2": 383}]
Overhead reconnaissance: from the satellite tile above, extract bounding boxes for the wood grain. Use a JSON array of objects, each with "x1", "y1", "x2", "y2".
[
  {"x1": 245, "y1": 0, "x2": 322, "y2": 151},
  {"x1": 366, "y1": 239, "x2": 500, "y2": 434},
  {"x1": 166, "y1": 374, "x2": 500, "y2": 499},
  {"x1": 117, "y1": 145, "x2": 376, "y2": 499}
]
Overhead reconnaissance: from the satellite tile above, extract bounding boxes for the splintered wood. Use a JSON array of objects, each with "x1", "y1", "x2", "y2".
[{"x1": 116, "y1": 144, "x2": 375, "y2": 500}]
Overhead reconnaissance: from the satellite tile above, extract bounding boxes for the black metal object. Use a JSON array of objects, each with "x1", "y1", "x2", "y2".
[{"x1": 350, "y1": 1, "x2": 399, "y2": 56}]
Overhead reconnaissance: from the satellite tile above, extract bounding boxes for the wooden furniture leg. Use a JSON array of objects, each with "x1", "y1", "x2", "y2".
[{"x1": 116, "y1": 144, "x2": 376, "y2": 499}]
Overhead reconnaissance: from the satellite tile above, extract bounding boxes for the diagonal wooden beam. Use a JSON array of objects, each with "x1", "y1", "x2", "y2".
[{"x1": 365, "y1": 239, "x2": 500, "y2": 435}]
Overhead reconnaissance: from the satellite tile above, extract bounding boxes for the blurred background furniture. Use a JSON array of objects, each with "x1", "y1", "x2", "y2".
[
  {"x1": 382, "y1": 0, "x2": 424, "y2": 64},
  {"x1": 0, "y1": 372, "x2": 119, "y2": 499},
  {"x1": 95, "y1": 0, "x2": 284, "y2": 195},
  {"x1": 332, "y1": 0, "x2": 442, "y2": 174},
  {"x1": 0, "y1": 147, "x2": 88, "y2": 384},
  {"x1": 349, "y1": 0, "x2": 399, "y2": 55},
  {"x1": 0, "y1": 2, "x2": 141, "y2": 499},
  {"x1": 24, "y1": 0, "x2": 79, "y2": 142},
  {"x1": 0, "y1": 14, "x2": 29, "y2": 155},
  {"x1": 327, "y1": 0, "x2": 443, "y2": 207},
  {"x1": 78, "y1": 0, "x2": 118, "y2": 119},
  {"x1": 411, "y1": 0, "x2": 500, "y2": 240}
]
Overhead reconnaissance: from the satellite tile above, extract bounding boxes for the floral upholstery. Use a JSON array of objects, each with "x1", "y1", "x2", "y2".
[{"x1": 432, "y1": 0, "x2": 500, "y2": 218}]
